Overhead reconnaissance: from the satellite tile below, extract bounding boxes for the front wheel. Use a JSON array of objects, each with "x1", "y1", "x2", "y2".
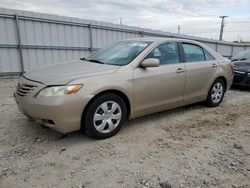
[
  {"x1": 83, "y1": 93, "x2": 127, "y2": 139},
  {"x1": 205, "y1": 79, "x2": 225, "y2": 107}
]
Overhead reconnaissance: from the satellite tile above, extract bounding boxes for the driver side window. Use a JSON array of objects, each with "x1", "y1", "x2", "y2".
[{"x1": 146, "y1": 42, "x2": 180, "y2": 65}]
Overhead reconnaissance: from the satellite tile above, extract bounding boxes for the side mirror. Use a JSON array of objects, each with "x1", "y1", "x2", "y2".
[{"x1": 141, "y1": 58, "x2": 160, "y2": 68}]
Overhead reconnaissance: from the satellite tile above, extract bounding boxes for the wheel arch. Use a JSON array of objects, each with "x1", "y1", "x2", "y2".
[
  {"x1": 81, "y1": 89, "x2": 131, "y2": 130},
  {"x1": 206, "y1": 75, "x2": 228, "y2": 100},
  {"x1": 205, "y1": 76, "x2": 227, "y2": 106},
  {"x1": 215, "y1": 76, "x2": 227, "y2": 90}
]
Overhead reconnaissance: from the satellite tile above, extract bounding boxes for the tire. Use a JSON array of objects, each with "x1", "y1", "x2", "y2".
[
  {"x1": 83, "y1": 93, "x2": 127, "y2": 139},
  {"x1": 205, "y1": 78, "x2": 225, "y2": 107}
]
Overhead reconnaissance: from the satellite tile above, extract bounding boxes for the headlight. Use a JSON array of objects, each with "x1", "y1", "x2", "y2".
[{"x1": 36, "y1": 85, "x2": 82, "y2": 97}]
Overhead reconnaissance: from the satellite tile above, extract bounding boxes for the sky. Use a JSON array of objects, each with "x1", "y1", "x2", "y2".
[{"x1": 0, "y1": 0, "x2": 250, "y2": 42}]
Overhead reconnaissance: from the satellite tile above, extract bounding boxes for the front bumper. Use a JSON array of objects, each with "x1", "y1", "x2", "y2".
[
  {"x1": 14, "y1": 77, "x2": 93, "y2": 134},
  {"x1": 232, "y1": 71, "x2": 250, "y2": 88}
]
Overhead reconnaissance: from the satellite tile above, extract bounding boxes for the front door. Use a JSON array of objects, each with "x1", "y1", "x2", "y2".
[{"x1": 133, "y1": 42, "x2": 185, "y2": 117}]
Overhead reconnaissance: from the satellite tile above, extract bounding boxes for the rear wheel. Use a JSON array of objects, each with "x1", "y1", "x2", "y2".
[
  {"x1": 205, "y1": 79, "x2": 225, "y2": 107},
  {"x1": 83, "y1": 93, "x2": 127, "y2": 139}
]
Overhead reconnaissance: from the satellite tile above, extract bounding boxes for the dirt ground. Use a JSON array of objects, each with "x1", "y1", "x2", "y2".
[{"x1": 0, "y1": 78, "x2": 249, "y2": 188}]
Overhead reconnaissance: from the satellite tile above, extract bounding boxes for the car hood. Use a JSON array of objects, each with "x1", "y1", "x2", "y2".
[
  {"x1": 23, "y1": 60, "x2": 120, "y2": 85},
  {"x1": 234, "y1": 61, "x2": 250, "y2": 73}
]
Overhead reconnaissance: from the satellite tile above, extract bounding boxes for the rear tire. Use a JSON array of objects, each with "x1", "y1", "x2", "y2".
[
  {"x1": 83, "y1": 93, "x2": 127, "y2": 139},
  {"x1": 205, "y1": 79, "x2": 225, "y2": 107}
]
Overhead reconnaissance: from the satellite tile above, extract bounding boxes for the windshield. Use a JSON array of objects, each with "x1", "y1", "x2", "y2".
[
  {"x1": 86, "y1": 41, "x2": 151, "y2": 66},
  {"x1": 232, "y1": 50, "x2": 250, "y2": 61}
]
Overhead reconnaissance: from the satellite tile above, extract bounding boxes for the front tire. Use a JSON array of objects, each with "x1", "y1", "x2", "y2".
[
  {"x1": 83, "y1": 93, "x2": 127, "y2": 139},
  {"x1": 205, "y1": 79, "x2": 225, "y2": 107}
]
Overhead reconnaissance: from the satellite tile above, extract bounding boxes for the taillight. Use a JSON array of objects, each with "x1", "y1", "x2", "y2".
[{"x1": 230, "y1": 63, "x2": 234, "y2": 75}]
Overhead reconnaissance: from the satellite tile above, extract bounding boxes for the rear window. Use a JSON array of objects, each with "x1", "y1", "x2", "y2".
[
  {"x1": 204, "y1": 50, "x2": 215, "y2": 61},
  {"x1": 182, "y1": 43, "x2": 205, "y2": 62}
]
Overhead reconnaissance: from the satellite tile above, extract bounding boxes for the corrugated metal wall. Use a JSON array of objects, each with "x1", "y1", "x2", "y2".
[{"x1": 0, "y1": 7, "x2": 250, "y2": 75}]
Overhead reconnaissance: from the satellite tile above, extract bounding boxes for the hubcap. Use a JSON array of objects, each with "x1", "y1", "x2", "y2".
[
  {"x1": 93, "y1": 101, "x2": 122, "y2": 134},
  {"x1": 211, "y1": 82, "x2": 223, "y2": 103}
]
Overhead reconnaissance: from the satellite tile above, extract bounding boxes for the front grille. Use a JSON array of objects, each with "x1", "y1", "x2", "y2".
[{"x1": 16, "y1": 84, "x2": 38, "y2": 97}]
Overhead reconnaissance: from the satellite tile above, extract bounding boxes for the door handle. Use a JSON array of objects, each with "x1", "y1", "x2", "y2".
[
  {"x1": 176, "y1": 68, "x2": 185, "y2": 73},
  {"x1": 212, "y1": 63, "x2": 218, "y2": 68}
]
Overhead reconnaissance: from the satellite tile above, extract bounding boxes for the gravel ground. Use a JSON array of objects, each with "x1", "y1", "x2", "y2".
[{"x1": 0, "y1": 78, "x2": 250, "y2": 188}]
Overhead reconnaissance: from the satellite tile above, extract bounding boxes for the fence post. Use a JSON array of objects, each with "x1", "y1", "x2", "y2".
[
  {"x1": 230, "y1": 46, "x2": 234, "y2": 57},
  {"x1": 215, "y1": 43, "x2": 218, "y2": 52},
  {"x1": 14, "y1": 14, "x2": 24, "y2": 74},
  {"x1": 139, "y1": 31, "x2": 144, "y2": 37},
  {"x1": 89, "y1": 23, "x2": 93, "y2": 52}
]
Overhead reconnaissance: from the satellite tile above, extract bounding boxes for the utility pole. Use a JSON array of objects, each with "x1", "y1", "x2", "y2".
[
  {"x1": 177, "y1": 25, "x2": 181, "y2": 34},
  {"x1": 219, "y1": 16, "x2": 228, "y2": 41},
  {"x1": 120, "y1": 18, "x2": 122, "y2": 25}
]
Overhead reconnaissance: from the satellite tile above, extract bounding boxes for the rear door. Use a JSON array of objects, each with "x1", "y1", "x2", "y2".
[
  {"x1": 133, "y1": 42, "x2": 185, "y2": 117},
  {"x1": 181, "y1": 42, "x2": 218, "y2": 103}
]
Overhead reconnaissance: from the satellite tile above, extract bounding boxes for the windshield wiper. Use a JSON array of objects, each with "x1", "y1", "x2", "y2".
[
  {"x1": 87, "y1": 59, "x2": 105, "y2": 64},
  {"x1": 232, "y1": 58, "x2": 247, "y2": 62}
]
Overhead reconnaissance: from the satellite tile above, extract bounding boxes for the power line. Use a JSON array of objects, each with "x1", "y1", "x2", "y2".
[
  {"x1": 185, "y1": 30, "x2": 250, "y2": 35},
  {"x1": 228, "y1": 21, "x2": 250, "y2": 23}
]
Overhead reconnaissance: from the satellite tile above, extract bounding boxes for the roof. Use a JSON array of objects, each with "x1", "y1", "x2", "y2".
[{"x1": 124, "y1": 37, "x2": 205, "y2": 45}]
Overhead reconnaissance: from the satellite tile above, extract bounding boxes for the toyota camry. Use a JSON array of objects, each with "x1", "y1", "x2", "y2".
[{"x1": 14, "y1": 38, "x2": 234, "y2": 139}]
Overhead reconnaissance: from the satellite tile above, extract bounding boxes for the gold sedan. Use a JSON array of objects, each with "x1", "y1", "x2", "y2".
[{"x1": 14, "y1": 38, "x2": 234, "y2": 139}]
